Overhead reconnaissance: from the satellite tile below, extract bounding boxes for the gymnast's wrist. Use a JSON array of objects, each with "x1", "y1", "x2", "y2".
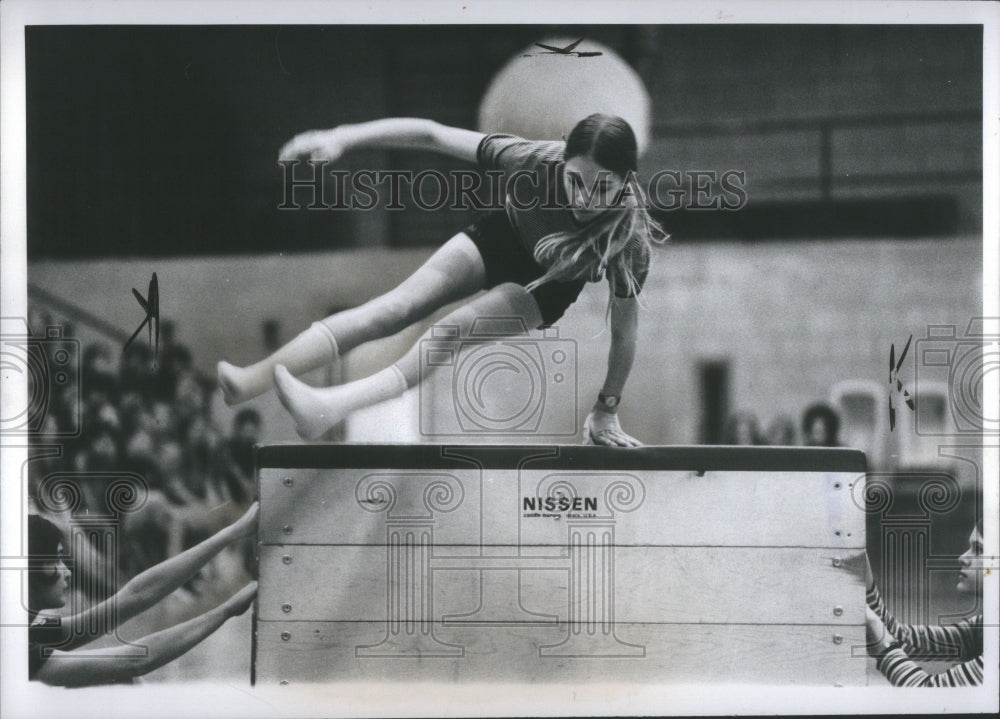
[{"x1": 595, "y1": 392, "x2": 620, "y2": 414}]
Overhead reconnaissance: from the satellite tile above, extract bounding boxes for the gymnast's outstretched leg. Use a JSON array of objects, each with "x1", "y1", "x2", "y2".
[
  {"x1": 217, "y1": 233, "x2": 485, "y2": 405},
  {"x1": 273, "y1": 283, "x2": 544, "y2": 439}
]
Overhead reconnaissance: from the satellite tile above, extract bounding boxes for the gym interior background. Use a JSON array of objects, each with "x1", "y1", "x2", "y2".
[{"x1": 24, "y1": 25, "x2": 984, "y2": 682}]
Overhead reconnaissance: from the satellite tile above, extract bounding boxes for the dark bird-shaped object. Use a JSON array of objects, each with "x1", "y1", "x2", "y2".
[{"x1": 524, "y1": 38, "x2": 603, "y2": 58}]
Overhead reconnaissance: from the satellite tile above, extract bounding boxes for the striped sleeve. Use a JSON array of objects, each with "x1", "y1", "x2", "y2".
[
  {"x1": 867, "y1": 584, "x2": 983, "y2": 686},
  {"x1": 877, "y1": 648, "x2": 984, "y2": 687},
  {"x1": 867, "y1": 585, "x2": 980, "y2": 661}
]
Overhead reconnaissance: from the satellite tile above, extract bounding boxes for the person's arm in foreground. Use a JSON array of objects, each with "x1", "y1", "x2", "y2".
[
  {"x1": 865, "y1": 556, "x2": 983, "y2": 686},
  {"x1": 35, "y1": 582, "x2": 257, "y2": 687},
  {"x1": 584, "y1": 295, "x2": 642, "y2": 447},
  {"x1": 57, "y1": 502, "x2": 258, "y2": 651}
]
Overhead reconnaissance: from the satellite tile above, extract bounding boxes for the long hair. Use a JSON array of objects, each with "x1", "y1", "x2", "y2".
[{"x1": 525, "y1": 114, "x2": 669, "y2": 306}]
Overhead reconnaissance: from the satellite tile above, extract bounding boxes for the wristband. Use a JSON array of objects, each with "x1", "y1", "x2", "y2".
[{"x1": 598, "y1": 392, "x2": 620, "y2": 412}]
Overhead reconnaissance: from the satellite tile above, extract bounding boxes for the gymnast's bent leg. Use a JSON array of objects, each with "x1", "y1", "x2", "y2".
[
  {"x1": 274, "y1": 282, "x2": 544, "y2": 439},
  {"x1": 217, "y1": 233, "x2": 486, "y2": 405}
]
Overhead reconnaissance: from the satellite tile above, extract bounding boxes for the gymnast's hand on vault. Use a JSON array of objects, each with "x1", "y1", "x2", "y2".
[{"x1": 583, "y1": 409, "x2": 643, "y2": 447}]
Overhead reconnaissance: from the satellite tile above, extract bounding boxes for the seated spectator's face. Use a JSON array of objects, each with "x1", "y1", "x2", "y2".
[
  {"x1": 175, "y1": 375, "x2": 204, "y2": 420},
  {"x1": 58, "y1": 384, "x2": 80, "y2": 417},
  {"x1": 125, "y1": 429, "x2": 156, "y2": 465},
  {"x1": 235, "y1": 419, "x2": 261, "y2": 446},
  {"x1": 152, "y1": 402, "x2": 176, "y2": 437},
  {"x1": 767, "y1": 420, "x2": 796, "y2": 446},
  {"x1": 956, "y1": 526, "x2": 984, "y2": 595},
  {"x1": 137, "y1": 408, "x2": 158, "y2": 435},
  {"x1": 95, "y1": 403, "x2": 120, "y2": 432},
  {"x1": 28, "y1": 308, "x2": 52, "y2": 336},
  {"x1": 82, "y1": 387, "x2": 110, "y2": 411},
  {"x1": 32, "y1": 542, "x2": 71, "y2": 611},
  {"x1": 90, "y1": 431, "x2": 119, "y2": 469},
  {"x1": 39, "y1": 414, "x2": 60, "y2": 438},
  {"x1": 806, "y1": 418, "x2": 830, "y2": 446},
  {"x1": 734, "y1": 420, "x2": 755, "y2": 445},
  {"x1": 186, "y1": 416, "x2": 218, "y2": 448},
  {"x1": 158, "y1": 442, "x2": 187, "y2": 481},
  {"x1": 85, "y1": 346, "x2": 114, "y2": 376},
  {"x1": 118, "y1": 390, "x2": 144, "y2": 417}
]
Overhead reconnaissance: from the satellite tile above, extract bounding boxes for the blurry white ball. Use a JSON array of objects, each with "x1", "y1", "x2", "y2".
[{"x1": 478, "y1": 37, "x2": 651, "y2": 156}]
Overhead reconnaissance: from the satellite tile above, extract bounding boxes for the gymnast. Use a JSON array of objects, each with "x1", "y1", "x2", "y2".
[
  {"x1": 217, "y1": 114, "x2": 667, "y2": 445},
  {"x1": 27, "y1": 505, "x2": 257, "y2": 686},
  {"x1": 865, "y1": 520, "x2": 984, "y2": 686}
]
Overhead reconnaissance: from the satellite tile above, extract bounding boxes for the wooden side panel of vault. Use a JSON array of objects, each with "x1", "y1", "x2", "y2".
[{"x1": 253, "y1": 445, "x2": 868, "y2": 686}]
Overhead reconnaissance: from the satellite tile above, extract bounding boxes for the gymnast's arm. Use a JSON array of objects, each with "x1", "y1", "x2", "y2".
[
  {"x1": 584, "y1": 295, "x2": 642, "y2": 447},
  {"x1": 868, "y1": 601, "x2": 984, "y2": 686},
  {"x1": 55, "y1": 503, "x2": 258, "y2": 651},
  {"x1": 874, "y1": 638, "x2": 984, "y2": 686},
  {"x1": 34, "y1": 582, "x2": 256, "y2": 687},
  {"x1": 604, "y1": 294, "x2": 639, "y2": 400},
  {"x1": 867, "y1": 583, "x2": 979, "y2": 661},
  {"x1": 279, "y1": 118, "x2": 484, "y2": 164}
]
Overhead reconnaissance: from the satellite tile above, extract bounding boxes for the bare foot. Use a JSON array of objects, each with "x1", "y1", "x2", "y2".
[
  {"x1": 217, "y1": 361, "x2": 254, "y2": 406},
  {"x1": 273, "y1": 365, "x2": 342, "y2": 439}
]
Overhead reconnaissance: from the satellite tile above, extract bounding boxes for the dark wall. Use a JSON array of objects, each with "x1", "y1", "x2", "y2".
[{"x1": 26, "y1": 25, "x2": 982, "y2": 258}]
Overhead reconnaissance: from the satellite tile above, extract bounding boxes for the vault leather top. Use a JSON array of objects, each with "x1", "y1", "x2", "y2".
[{"x1": 256, "y1": 443, "x2": 866, "y2": 473}]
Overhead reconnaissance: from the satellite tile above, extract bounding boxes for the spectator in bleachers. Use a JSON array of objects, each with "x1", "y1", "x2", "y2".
[
  {"x1": 801, "y1": 402, "x2": 841, "y2": 447},
  {"x1": 156, "y1": 343, "x2": 194, "y2": 403},
  {"x1": 28, "y1": 322, "x2": 263, "y2": 613},
  {"x1": 27, "y1": 307, "x2": 54, "y2": 337},
  {"x1": 82, "y1": 342, "x2": 115, "y2": 390},
  {"x1": 27, "y1": 507, "x2": 257, "y2": 686},
  {"x1": 174, "y1": 372, "x2": 206, "y2": 435},
  {"x1": 863, "y1": 520, "x2": 984, "y2": 686},
  {"x1": 71, "y1": 423, "x2": 120, "y2": 476},
  {"x1": 120, "y1": 343, "x2": 156, "y2": 400},
  {"x1": 216, "y1": 408, "x2": 262, "y2": 507},
  {"x1": 765, "y1": 414, "x2": 798, "y2": 446},
  {"x1": 723, "y1": 411, "x2": 765, "y2": 445}
]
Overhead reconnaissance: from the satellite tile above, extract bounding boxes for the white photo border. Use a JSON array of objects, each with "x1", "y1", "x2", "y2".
[{"x1": 2, "y1": 1, "x2": 997, "y2": 716}]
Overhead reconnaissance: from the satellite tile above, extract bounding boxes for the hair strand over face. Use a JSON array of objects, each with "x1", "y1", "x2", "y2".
[{"x1": 526, "y1": 114, "x2": 669, "y2": 314}]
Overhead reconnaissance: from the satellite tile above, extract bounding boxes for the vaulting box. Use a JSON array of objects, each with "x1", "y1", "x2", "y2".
[{"x1": 253, "y1": 444, "x2": 868, "y2": 685}]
